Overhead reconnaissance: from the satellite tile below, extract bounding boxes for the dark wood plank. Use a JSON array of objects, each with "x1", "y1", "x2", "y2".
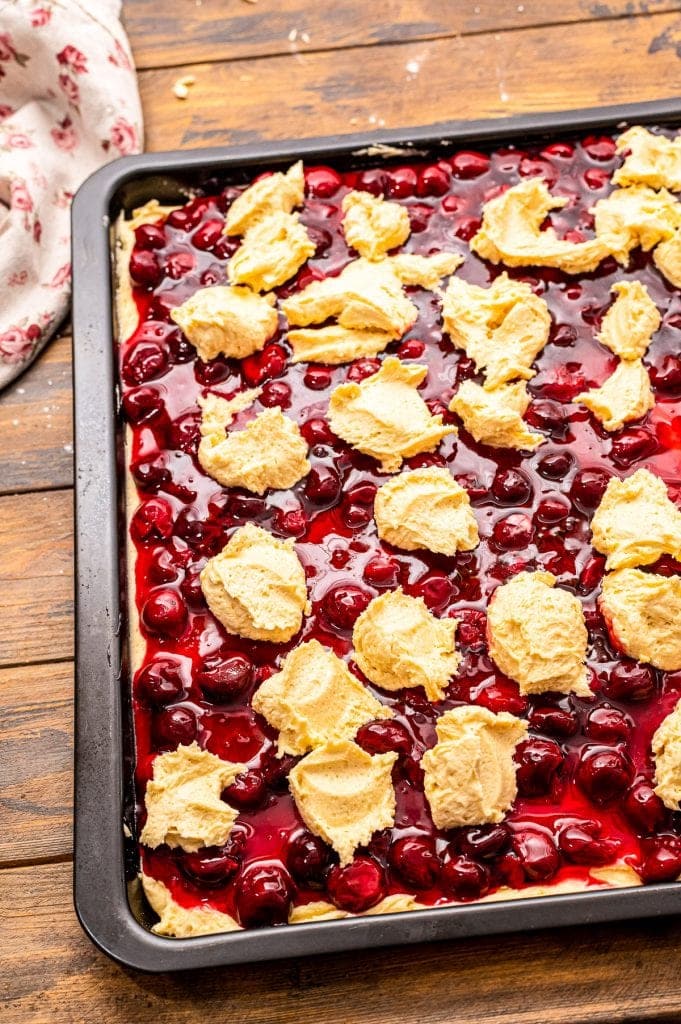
[
  {"x1": 137, "y1": 9, "x2": 681, "y2": 152},
  {"x1": 123, "y1": 0, "x2": 679, "y2": 70},
  {"x1": 0, "y1": 335, "x2": 73, "y2": 496},
  {"x1": 0, "y1": 662, "x2": 73, "y2": 866},
  {"x1": 3, "y1": 860, "x2": 681, "y2": 1024},
  {"x1": 0, "y1": 490, "x2": 73, "y2": 668}
]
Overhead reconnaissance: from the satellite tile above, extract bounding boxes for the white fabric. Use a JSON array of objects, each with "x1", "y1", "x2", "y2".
[{"x1": 0, "y1": 0, "x2": 143, "y2": 387}]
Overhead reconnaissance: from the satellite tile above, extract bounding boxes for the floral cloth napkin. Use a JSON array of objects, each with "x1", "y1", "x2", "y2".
[{"x1": 0, "y1": 0, "x2": 143, "y2": 389}]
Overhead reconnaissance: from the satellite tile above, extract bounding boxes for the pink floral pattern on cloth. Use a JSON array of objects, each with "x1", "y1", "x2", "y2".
[{"x1": 0, "y1": 0, "x2": 143, "y2": 388}]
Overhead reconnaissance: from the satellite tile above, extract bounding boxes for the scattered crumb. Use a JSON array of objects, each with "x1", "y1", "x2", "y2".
[
  {"x1": 173, "y1": 75, "x2": 196, "y2": 101},
  {"x1": 300, "y1": 31, "x2": 310, "y2": 43},
  {"x1": 405, "y1": 58, "x2": 420, "y2": 75},
  {"x1": 241, "y1": 0, "x2": 257, "y2": 4},
  {"x1": 349, "y1": 117, "x2": 359, "y2": 125},
  {"x1": 288, "y1": 28, "x2": 297, "y2": 42},
  {"x1": 64, "y1": 443, "x2": 73, "y2": 454}
]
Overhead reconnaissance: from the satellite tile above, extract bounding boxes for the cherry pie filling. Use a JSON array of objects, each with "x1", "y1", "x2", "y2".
[{"x1": 121, "y1": 131, "x2": 681, "y2": 929}]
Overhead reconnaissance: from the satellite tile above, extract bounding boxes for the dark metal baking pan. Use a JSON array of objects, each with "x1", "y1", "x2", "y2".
[{"x1": 73, "y1": 97, "x2": 681, "y2": 972}]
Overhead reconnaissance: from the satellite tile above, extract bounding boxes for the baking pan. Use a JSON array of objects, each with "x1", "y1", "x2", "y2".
[{"x1": 73, "y1": 97, "x2": 681, "y2": 972}]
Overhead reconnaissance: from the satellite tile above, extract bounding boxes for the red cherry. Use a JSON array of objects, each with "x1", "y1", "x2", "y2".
[
  {"x1": 542, "y1": 141, "x2": 575, "y2": 159},
  {"x1": 389, "y1": 836, "x2": 440, "y2": 889},
  {"x1": 135, "y1": 224, "x2": 166, "y2": 253},
  {"x1": 275, "y1": 507, "x2": 308, "y2": 536},
  {"x1": 304, "y1": 464, "x2": 341, "y2": 505},
  {"x1": 136, "y1": 657, "x2": 187, "y2": 705},
  {"x1": 454, "y1": 608, "x2": 486, "y2": 651},
  {"x1": 610, "y1": 429, "x2": 657, "y2": 468},
  {"x1": 347, "y1": 357, "x2": 381, "y2": 382},
  {"x1": 584, "y1": 167, "x2": 610, "y2": 190},
  {"x1": 286, "y1": 832, "x2": 332, "y2": 886},
  {"x1": 524, "y1": 399, "x2": 567, "y2": 437},
  {"x1": 148, "y1": 292, "x2": 182, "y2": 321},
  {"x1": 413, "y1": 571, "x2": 453, "y2": 610},
  {"x1": 397, "y1": 337, "x2": 426, "y2": 360},
  {"x1": 650, "y1": 354, "x2": 681, "y2": 393},
  {"x1": 624, "y1": 781, "x2": 667, "y2": 832},
  {"x1": 327, "y1": 856, "x2": 386, "y2": 913},
  {"x1": 441, "y1": 854, "x2": 489, "y2": 899},
  {"x1": 199, "y1": 265, "x2": 224, "y2": 288},
  {"x1": 491, "y1": 468, "x2": 532, "y2": 505},
  {"x1": 408, "y1": 203, "x2": 435, "y2": 233},
  {"x1": 227, "y1": 493, "x2": 266, "y2": 521},
  {"x1": 122, "y1": 342, "x2": 169, "y2": 385},
  {"x1": 557, "y1": 821, "x2": 619, "y2": 866},
  {"x1": 242, "y1": 344, "x2": 287, "y2": 387},
  {"x1": 492, "y1": 513, "x2": 533, "y2": 549},
  {"x1": 129, "y1": 248, "x2": 163, "y2": 287},
  {"x1": 301, "y1": 416, "x2": 336, "y2": 446},
  {"x1": 354, "y1": 169, "x2": 387, "y2": 197},
  {"x1": 602, "y1": 661, "x2": 656, "y2": 703},
  {"x1": 163, "y1": 250, "x2": 195, "y2": 280},
  {"x1": 261, "y1": 751, "x2": 299, "y2": 791},
  {"x1": 512, "y1": 829, "x2": 560, "y2": 881},
  {"x1": 180, "y1": 567, "x2": 203, "y2": 607},
  {"x1": 536, "y1": 495, "x2": 570, "y2": 524},
  {"x1": 458, "y1": 823, "x2": 512, "y2": 860},
  {"x1": 236, "y1": 861, "x2": 293, "y2": 927},
  {"x1": 181, "y1": 847, "x2": 241, "y2": 885},
  {"x1": 166, "y1": 206, "x2": 202, "y2": 231},
  {"x1": 527, "y1": 705, "x2": 578, "y2": 738},
  {"x1": 197, "y1": 652, "x2": 253, "y2": 701},
  {"x1": 570, "y1": 467, "x2": 612, "y2": 513},
  {"x1": 576, "y1": 747, "x2": 634, "y2": 804},
  {"x1": 453, "y1": 215, "x2": 481, "y2": 241},
  {"x1": 141, "y1": 588, "x2": 188, "y2": 639},
  {"x1": 130, "y1": 497, "x2": 174, "y2": 543},
  {"x1": 362, "y1": 555, "x2": 399, "y2": 587},
  {"x1": 194, "y1": 356, "x2": 232, "y2": 386},
  {"x1": 356, "y1": 720, "x2": 411, "y2": 756},
  {"x1": 260, "y1": 380, "x2": 292, "y2": 408},
  {"x1": 518, "y1": 156, "x2": 557, "y2": 187},
  {"x1": 153, "y1": 705, "x2": 197, "y2": 748},
  {"x1": 386, "y1": 167, "x2": 418, "y2": 198},
  {"x1": 552, "y1": 323, "x2": 577, "y2": 347},
  {"x1": 192, "y1": 219, "x2": 224, "y2": 251},
  {"x1": 343, "y1": 502, "x2": 373, "y2": 529},
  {"x1": 579, "y1": 553, "x2": 605, "y2": 593},
  {"x1": 305, "y1": 165, "x2": 342, "y2": 198},
  {"x1": 441, "y1": 194, "x2": 463, "y2": 213},
  {"x1": 223, "y1": 769, "x2": 266, "y2": 809},
  {"x1": 585, "y1": 706, "x2": 633, "y2": 743},
  {"x1": 304, "y1": 366, "x2": 333, "y2": 390},
  {"x1": 450, "y1": 151, "x2": 490, "y2": 179},
  {"x1": 132, "y1": 457, "x2": 170, "y2": 493},
  {"x1": 515, "y1": 738, "x2": 564, "y2": 797},
  {"x1": 639, "y1": 835, "x2": 681, "y2": 883},
  {"x1": 322, "y1": 582, "x2": 372, "y2": 630},
  {"x1": 417, "y1": 164, "x2": 450, "y2": 197},
  {"x1": 583, "y1": 135, "x2": 617, "y2": 161},
  {"x1": 122, "y1": 385, "x2": 163, "y2": 424}
]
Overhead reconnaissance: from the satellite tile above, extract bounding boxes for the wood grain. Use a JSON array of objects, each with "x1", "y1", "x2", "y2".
[
  {"x1": 0, "y1": 490, "x2": 73, "y2": 668},
  {"x1": 137, "y1": 9, "x2": 681, "y2": 152},
  {"x1": 0, "y1": 335, "x2": 73, "y2": 496},
  {"x1": 0, "y1": 662, "x2": 73, "y2": 866},
  {"x1": 3, "y1": 861, "x2": 681, "y2": 1024},
  {"x1": 3, "y1": 3, "x2": 681, "y2": 1021},
  {"x1": 123, "y1": 0, "x2": 679, "y2": 69}
]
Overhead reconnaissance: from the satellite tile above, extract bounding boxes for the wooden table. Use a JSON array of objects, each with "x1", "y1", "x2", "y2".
[{"x1": 3, "y1": 2, "x2": 681, "y2": 1020}]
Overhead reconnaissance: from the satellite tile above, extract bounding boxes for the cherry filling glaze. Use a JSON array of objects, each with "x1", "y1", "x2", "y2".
[{"x1": 124, "y1": 131, "x2": 681, "y2": 930}]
